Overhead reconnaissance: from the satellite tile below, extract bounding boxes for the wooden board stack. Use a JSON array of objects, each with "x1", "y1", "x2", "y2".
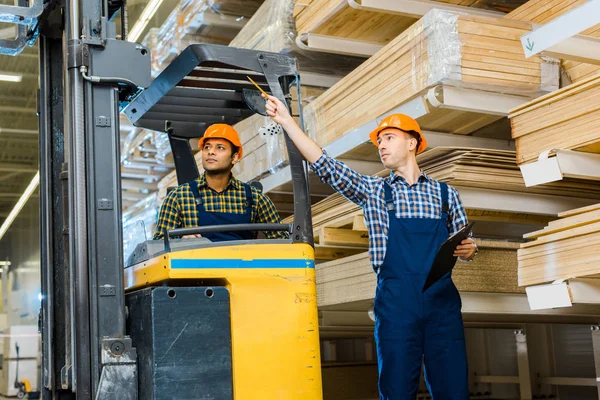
[
  {"x1": 316, "y1": 240, "x2": 523, "y2": 308},
  {"x1": 509, "y1": 74, "x2": 600, "y2": 165},
  {"x1": 229, "y1": 0, "x2": 364, "y2": 75},
  {"x1": 506, "y1": 0, "x2": 600, "y2": 84},
  {"x1": 420, "y1": 147, "x2": 600, "y2": 199},
  {"x1": 294, "y1": 0, "x2": 417, "y2": 47},
  {"x1": 293, "y1": 0, "x2": 528, "y2": 50},
  {"x1": 303, "y1": 10, "x2": 558, "y2": 148},
  {"x1": 156, "y1": 85, "x2": 327, "y2": 203},
  {"x1": 518, "y1": 204, "x2": 600, "y2": 286}
]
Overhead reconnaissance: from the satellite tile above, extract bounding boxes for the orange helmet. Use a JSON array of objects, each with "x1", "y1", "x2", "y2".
[
  {"x1": 198, "y1": 124, "x2": 243, "y2": 158},
  {"x1": 369, "y1": 114, "x2": 427, "y2": 154}
]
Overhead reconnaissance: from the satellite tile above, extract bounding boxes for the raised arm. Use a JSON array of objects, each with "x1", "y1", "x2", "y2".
[{"x1": 265, "y1": 95, "x2": 377, "y2": 206}]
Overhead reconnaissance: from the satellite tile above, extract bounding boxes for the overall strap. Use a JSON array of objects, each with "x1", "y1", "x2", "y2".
[
  {"x1": 383, "y1": 182, "x2": 394, "y2": 212},
  {"x1": 188, "y1": 179, "x2": 203, "y2": 225},
  {"x1": 440, "y1": 182, "x2": 449, "y2": 217},
  {"x1": 188, "y1": 179, "x2": 202, "y2": 205},
  {"x1": 243, "y1": 183, "x2": 254, "y2": 216}
]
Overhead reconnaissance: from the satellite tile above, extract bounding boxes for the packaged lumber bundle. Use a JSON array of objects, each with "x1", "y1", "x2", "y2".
[
  {"x1": 508, "y1": 74, "x2": 600, "y2": 165},
  {"x1": 229, "y1": 0, "x2": 364, "y2": 75},
  {"x1": 141, "y1": 0, "x2": 256, "y2": 77},
  {"x1": 316, "y1": 240, "x2": 522, "y2": 308},
  {"x1": 505, "y1": 0, "x2": 600, "y2": 84},
  {"x1": 518, "y1": 204, "x2": 600, "y2": 286},
  {"x1": 156, "y1": 85, "x2": 327, "y2": 203},
  {"x1": 182, "y1": 0, "x2": 262, "y2": 18},
  {"x1": 303, "y1": 9, "x2": 559, "y2": 148}
]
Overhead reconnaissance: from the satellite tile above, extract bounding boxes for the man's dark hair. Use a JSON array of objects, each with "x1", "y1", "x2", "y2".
[{"x1": 406, "y1": 130, "x2": 421, "y2": 153}]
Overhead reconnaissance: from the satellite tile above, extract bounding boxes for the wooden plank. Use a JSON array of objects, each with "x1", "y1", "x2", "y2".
[
  {"x1": 352, "y1": 215, "x2": 367, "y2": 231},
  {"x1": 559, "y1": 203, "x2": 600, "y2": 218},
  {"x1": 524, "y1": 210, "x2": 600, "y2": 239},
  {"x1": 319, "y1": 227, "x2": 369, "y2": 247},
  {"x1": 314, "y1": 245, "x2": 366, "y2": 261}
]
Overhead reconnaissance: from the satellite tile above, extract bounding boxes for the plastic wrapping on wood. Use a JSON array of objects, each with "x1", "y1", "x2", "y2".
[
  {"x1": 228, "y1": 0, "x2": 363, "y2": 75},
  {"x1": 409, "y1": 9, "x2": 559, "y2": 95},
  {"x1": 122, "y1": 193, "x2": 159, "y2": 262},
  {"x1": 141, "y1": 0, "x2": 256, "y2": 77},
  {"x1": 154, "y1": 131, "x2": 171, "y2": 163}
]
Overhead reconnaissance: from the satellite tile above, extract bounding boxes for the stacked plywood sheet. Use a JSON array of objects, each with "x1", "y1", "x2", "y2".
[
  {"x1": 317, "y1": 240, "x2": 523, "y2": 308},
  {"x1": 303, "y1": 10, "x2": 558, "y2": 147},
  {"x1": 229, "y1": 0, "x2": 364, "y2": 75},
  {"x1": 156, "y1": 85, "x2": 327, "y2": 202},
  {"x1": 420, "y1": 147, "x2": 600, "y2": 199},
  {"x1": 518, "y1": 204, "x2": 600, "y2": 286},
  {"x1": 505, "y1": 0, "x2": 600, "y2": 84},
  {"x1": 509, "y1": 74, "x2": 600, "y2": 165}
]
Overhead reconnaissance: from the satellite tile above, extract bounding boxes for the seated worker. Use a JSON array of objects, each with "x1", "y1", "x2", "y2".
[{"x1": 153, "y1": 123, "x2": 288, "y2": 242}]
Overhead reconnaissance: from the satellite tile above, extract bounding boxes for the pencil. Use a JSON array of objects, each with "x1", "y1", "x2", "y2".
[{"x1": 247, "y1": 76, "x2": 269, "y2": 97}]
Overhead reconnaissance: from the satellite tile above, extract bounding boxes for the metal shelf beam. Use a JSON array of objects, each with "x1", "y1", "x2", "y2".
[
  {"x1": 520, "y1": 150, "x2": 600, "y2": 187},
  {"x1": 349, "y1": 0, "x2": 504, "y2": 18},
  {"x1": 521, "y1": 0, "x2": 600, "y2": 63}
]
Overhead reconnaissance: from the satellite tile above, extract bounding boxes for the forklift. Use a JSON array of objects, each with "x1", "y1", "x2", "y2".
[{"x1": 0, "y1": 0, "x2": 321, "y2": 397}]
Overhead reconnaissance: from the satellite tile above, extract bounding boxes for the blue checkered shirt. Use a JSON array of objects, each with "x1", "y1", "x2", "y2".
[{"x1": 310, "y1": 152, "x2": 470, "y2": 269}]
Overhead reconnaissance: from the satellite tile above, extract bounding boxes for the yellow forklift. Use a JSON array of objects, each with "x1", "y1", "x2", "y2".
[
  {"x1": 122, "y1": 45, "x2": 322, "y2": 399},
  {"x1": 0, "y1": 0, "x2": 323, "y2": 393}
]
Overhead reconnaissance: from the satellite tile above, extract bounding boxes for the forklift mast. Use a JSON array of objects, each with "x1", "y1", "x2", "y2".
[{"x1": 36, "y1": 0, "x2": 151, "y2": 395}]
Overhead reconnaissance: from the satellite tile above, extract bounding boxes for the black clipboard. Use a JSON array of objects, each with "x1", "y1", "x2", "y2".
[{"x1": 422, "y1": 222, "x2": 475, "y2": 292}]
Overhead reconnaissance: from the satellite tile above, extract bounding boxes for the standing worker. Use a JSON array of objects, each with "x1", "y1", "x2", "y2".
[
  {"x1": 153, "y1": 123, "x2": 288, "y2": 241},
  {"x1": 264, "y1": 95, "x2": 477, "y2": 399}
]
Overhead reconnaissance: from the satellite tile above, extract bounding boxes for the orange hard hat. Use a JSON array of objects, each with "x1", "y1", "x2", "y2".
[
  {"x1": 369, "y1": 114, "x2": 427, "y2": 154},
  {"x1": 198, "y1": 124, "x2": 243, "y2": 158}
]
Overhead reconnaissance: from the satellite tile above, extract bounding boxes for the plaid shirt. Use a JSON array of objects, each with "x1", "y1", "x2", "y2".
[
  {"x1": 310, "y1": 152, "x2": 470, "y2": 269},
  {"x1": 153, "y1": 174, "x2": 288, "y2": 240}
]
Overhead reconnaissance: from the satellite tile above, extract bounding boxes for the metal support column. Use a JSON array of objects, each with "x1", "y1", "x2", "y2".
[
  {"x1": 515, "y1": 329, "x2": 533, "y2": 399},
  {"x1": 39, "y1": 9, "x2": 76, "y2": 397},
  {"x1": 591, "y1": 326, "x2": 600, "y2": 399}
]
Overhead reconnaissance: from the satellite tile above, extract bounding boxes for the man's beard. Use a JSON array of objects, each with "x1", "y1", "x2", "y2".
[{"x1": 204, "y1": 164, "x2": 233, "y2": 176}]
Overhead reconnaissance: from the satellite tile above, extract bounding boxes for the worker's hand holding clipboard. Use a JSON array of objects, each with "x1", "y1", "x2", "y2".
[{"x1": 422, "y1": 222, "x2": 475, "y2": 292}]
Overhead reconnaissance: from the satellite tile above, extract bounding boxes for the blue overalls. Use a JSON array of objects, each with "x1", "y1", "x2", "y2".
[
  {"x1": 374, "y1": 182, "x2": 468, "y2": 399},
  {"x1": 188, "y1": 179, "x2": 254, "y2": 242}
]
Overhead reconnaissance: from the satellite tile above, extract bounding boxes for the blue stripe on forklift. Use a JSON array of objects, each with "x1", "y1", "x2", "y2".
[{"x1": 171, "y1": 259, "x2": 315, "y2": 269}]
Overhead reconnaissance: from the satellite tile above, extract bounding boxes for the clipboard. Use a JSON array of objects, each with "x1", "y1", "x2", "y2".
[{"x1": 422, "y1": 221, "x2": 475, "y2": 292}]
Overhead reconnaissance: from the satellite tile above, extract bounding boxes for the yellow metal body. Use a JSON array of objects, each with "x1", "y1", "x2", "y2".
[{"x1": 124, "y1": 242, "x2": 323, "y2": 399}]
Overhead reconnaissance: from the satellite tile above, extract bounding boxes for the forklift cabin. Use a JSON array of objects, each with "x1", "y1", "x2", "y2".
[{"x1": 122, "y1": 44, "x2": 322, "y2": 399}]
